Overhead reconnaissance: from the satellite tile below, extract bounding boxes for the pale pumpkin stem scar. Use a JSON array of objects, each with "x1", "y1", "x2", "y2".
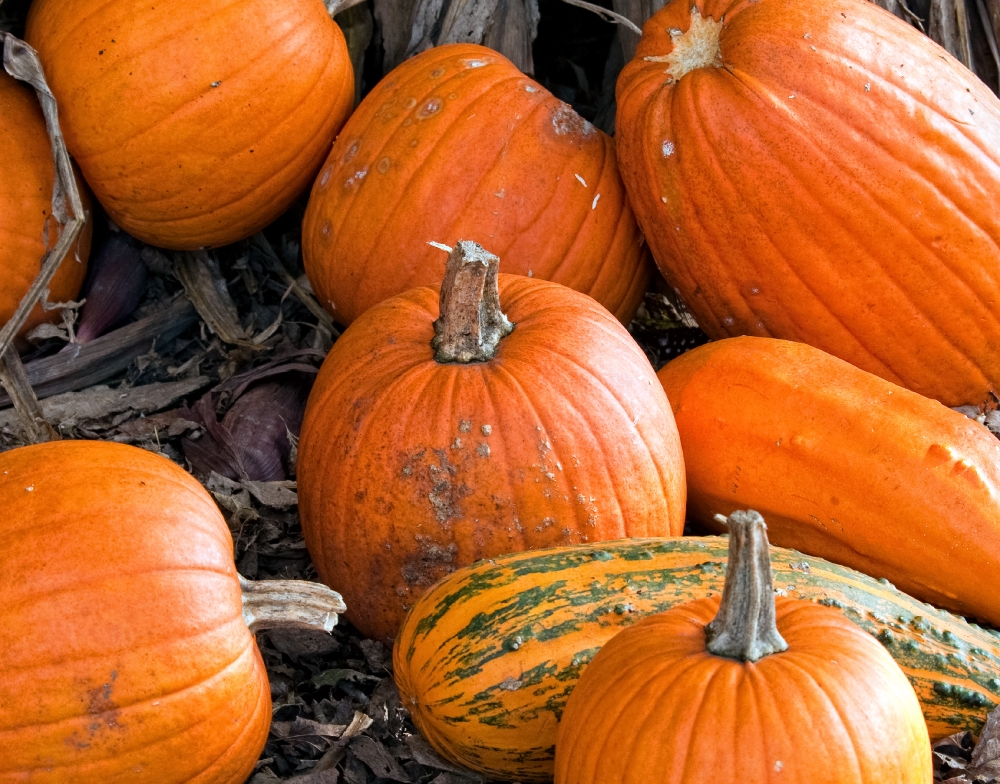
[
  {"x1": 240, "y1": 574, "x2": 347, "y2": 633},
  {"x1": 705, "y1": 509, "x2": 790, "y2": 662},
  {"x1": 432, "y1": 240, "x2": 515, "y2": 364},
  {"x1": 644, "y1": 7, "x2": 725, "y2": 82}
]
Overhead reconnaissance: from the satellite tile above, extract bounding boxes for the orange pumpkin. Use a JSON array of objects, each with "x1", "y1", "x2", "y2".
[
  {"x1": 658, "y1": 336, "x2": 1000, "y2": 627},
  {"x1": 298, "y1": 241, "x2": 685, "y2": 643},
  {"x1": 1, "y1": 71, "x2": 91, "y2": 337},
  {"x1": 555, "y1": 511, "x2": 932, "y2": 784},
  {"x1": 0, "y1": 440, "x2": 344, "y2": 783},
  {"x1": 302, "y1": 43, "x2": 652, "y2": 327},
  {"x1": 616, "y1": 0, "x2": 1000, "y2": 406},
  {"x1": 25, "y1": 0, "x2": 354, "y2": 250}
]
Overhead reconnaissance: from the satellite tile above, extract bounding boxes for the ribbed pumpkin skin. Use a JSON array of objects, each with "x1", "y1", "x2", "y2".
[
  {"x1": 657, "y1": 336, "x2": 1000, "y2": 627},
  {"x1": 1, "y1": 72, "x2": 91, "y2": 337},
  {"x1": 0, "y1": 441, "x2": 270, "y2": 784},
  {"x1": 298, "y1": 275, "x2": 685, "y2": 644},
  {"x1": 25, "y1": 0, "x2": 354, "y2": 250},
  {"x1": 302, "y1": 43, "x2": 652, "y2": 326},
  {"x1": 616, "y1": 0, "x2": 1000, "y2": 406},
  {"x1": 395, "y1": 537, "x2": 1000, "y2": 782},
  {"x1": 555, "y1": 598, "x2": 931, "y2": 784}
]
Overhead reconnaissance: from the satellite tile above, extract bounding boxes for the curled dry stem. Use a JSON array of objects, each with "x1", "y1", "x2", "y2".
[
  {"x1": 560, "y1": 0, "x2": 643, "y2": 35},
  {"x1": 241, "y1": 575, "x2": 347, "y2": 634}
]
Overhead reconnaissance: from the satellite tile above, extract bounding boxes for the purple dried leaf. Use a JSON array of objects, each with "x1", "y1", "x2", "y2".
[{"x1": 76, "y1": 233, "x2": 147, "y2": 343}]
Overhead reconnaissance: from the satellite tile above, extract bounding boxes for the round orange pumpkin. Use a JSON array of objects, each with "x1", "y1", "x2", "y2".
[
  {"x1": 555, "y1": 510, "x2": 932, "y2": 784},
  {"x1": 1, "y1": 70, "x2": 91, "y2": 338},
  {"x1": 0, "y1": 440, "x2": 344, "y2": 783},
  {"x1": 298, "y1": 241, "x2": 685, "y2": 643},
  {"x1": 25, "y1": 0, "x2": 355, "y2": 250},
  {"x1": 616, "y1": 0, "x2": 1000, "y2": 406},
  {"x1": 302, "y1": 43, "x2": 652, "y2": 327},
  {"x1": 657, "y1": 336, "x2": 1000, "y2": 627}
]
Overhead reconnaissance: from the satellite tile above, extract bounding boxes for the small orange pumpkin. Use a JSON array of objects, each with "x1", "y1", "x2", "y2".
[
  {"x1": 298, "y1": 241, "x2": 685, "y2": 643},
  {"x1": 657, "y1": 336, "x2": 1000, "y2": 627},
  {"x1": 555, "y1": 511, "x2": 932, "y2": 784},
  {"x1": 616, "y1": 0, "x2": 1000, "y2": 406},
  {"x1": 1, "y1": 70, "x2": 91, "y2": 337},
  {"x1": 0, "y1": 440, "x2": 344, "y2": 783},
  {"x1": 25, "y1": 0, "x2": 354, "y2": 250},
  {"x1": 302, "y1": 43, "x2": 652, "y2": 327}
]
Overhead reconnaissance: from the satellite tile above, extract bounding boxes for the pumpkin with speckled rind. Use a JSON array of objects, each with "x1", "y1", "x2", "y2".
[
  {"x1": 298, "y1": 243, "x2": 684, "y2": 644},
  {"x1": 657, "y1": 336, "x2": 1000, "y2": 628},
  {"x1": 302, "y1": 43, "x2": 652, "y2": 327},
  {"x1": 25, "y1": 0, "x2": 354, "y2": 250},
  {"x1": 0, "y1": 441, "x2": 270, "y2": 783},
  {"x1": 616, "y1": 0, "x2": 1000, "y2": 406},
  {"x1": 1, "y1": 71, "x2": 91, "y2": 337}
]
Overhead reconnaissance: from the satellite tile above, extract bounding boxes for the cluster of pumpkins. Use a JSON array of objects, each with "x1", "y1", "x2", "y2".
[{"x1": 3, "y1": 0, "x2": 1000, "y2": 781}]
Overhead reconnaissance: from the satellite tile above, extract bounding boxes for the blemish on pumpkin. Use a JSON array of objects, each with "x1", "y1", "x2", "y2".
[
  {"x1": 321, "y1": 221, "x2": 332, "y2": 238},
  {"x1": 377, "y1": 157, "x2": 392, "y2": 174},
  {"x1": 662, "y1": 140, "x2": 675, "y2": 157},
  {"x1": 481, "y1": 424, "x2": 492, "y2": 436},
  {"x1": 462, "y1": 58, "x2": 490, "y2": 68},
  {"x1": 550, "y1": 104, "x2": 596, "y2": 137},
  {"x1": 925, "y1": 443, "x2": 953, "y2": 468},
  {"x1": 342, "y1": 142, "x2": 359, "y2": 164},
  {"x1": 459, "y1": 420, "x2": 472, "y2": 433},
  {"x1": 419, "y1": 98, "x2": 443, "y2": 118},
  {"x1": 319, "y1": 168, "x2": 332, "y2": 187},
  {"x1": 477, "y1": 443, "x2": 491, "y2": 458},
  {"x1": 430, "y1": 68, "x2": 446, "y2": 78}
]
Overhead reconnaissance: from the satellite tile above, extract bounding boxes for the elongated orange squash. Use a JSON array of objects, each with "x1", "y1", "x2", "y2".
[
  {"x1": 616, "y1": 0, "x2": 1000, "y2": 406},
  {"x1": 657, "y1": 336, "x2": 1000, "y2": 628},
  {"x1": 395, "y1": 537, "x2": 1000, "y2": 782}
]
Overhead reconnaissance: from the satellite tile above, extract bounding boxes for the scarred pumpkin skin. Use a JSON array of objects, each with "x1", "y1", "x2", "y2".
[
  {"x1": 657, "y1": 336, "x2": 1000, "y2": 627},
  {"x1": 0, "y1": 441, "x2": 271, "y2": 783},
  {"x1": 555, "y1": 597, "x2": 931, "y2": 784},
  {"x1": 25, "y1": 0, "x2": 354, "y2": 250},
  {"x1": 616, "y1": 0, "x2": 1000, "y2": 406},
  {"x1": 302, "y1": 44, "x2": 652, "y2": 326},
  {"x1": 1, "y1": 72, "x2": 91, "y2": 337},
  {"x1": 298, "y1": 275, "x2": 685, "y2": 643}
]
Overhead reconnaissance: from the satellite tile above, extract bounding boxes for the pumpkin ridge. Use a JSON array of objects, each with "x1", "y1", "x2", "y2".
[
  {"x1": 176, "y1": 668, "x2": 268, "y2": 784},
  {"x1": 0, "y1": 640, "x2": 254, "y2": 749},
  {"x1": 334, "y1": 72, "x2": 533, "y2": 308},
  {"x1": 1, "y1": 565, "x2": 237, "y2": 618},
  {"x1": 740, "y1": 68, "x2": 1000, "y2": 357},
  {"x1": 678, "y1": 85, "x2": 912, "y2": 380},
  {"x1": 541, "y1": 134, "x2": 614, "y2": 289},
  {"x1": 490, "y1": 358, "x2": 631, "y2": 534},
  {"x1": 63, "y1": 0, "x2": 305, "y2": 159},
  {"x1": 307, "y1": 359, "x2": 441, "y2": 589},
  {"x1": 507, "y1": 345, "x2": 670, "y2": 529}
]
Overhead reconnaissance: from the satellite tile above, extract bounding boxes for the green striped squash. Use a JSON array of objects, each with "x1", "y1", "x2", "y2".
[{"x1": 394, "y1": 536, "x2": 1000, "y2": 782}]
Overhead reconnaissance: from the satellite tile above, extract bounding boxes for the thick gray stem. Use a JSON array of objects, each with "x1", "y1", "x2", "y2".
[
  {"x1": 240, "y1": 575, "x2": 347, "y2": 634},
  {"x1": 432, "y1": 241, "x2": 514, "y2": 363},
  {"x1": 705, "y1": 510, "x2": 789, "y2": 662}
]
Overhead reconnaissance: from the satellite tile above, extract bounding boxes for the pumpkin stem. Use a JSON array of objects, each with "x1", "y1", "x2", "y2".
[
  {"x1": 705, "y1": 510, "x2": 789, "y2": 662},
  {"x1": 240, "y1": 575, "x2": 347, "y2": 634},
  {"x1": 432, "y1": 240, "x2": 514, "y2": 363}
]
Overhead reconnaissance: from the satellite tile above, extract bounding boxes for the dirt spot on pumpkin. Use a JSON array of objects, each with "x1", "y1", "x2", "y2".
[
  {"x1": 399, "y1": 448, "x2": 471, "y2": 524},
  {"x1": 549, "y1": 103, "x2": 596, "y2": 138},
  {"x1": 401, "y1": 535, "x2": 458, "y2": 586}
]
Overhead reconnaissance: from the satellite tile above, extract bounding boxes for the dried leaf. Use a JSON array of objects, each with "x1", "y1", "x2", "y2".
[
  {"x1": 76, "y1": 232, "x2": 148, "y2": 343},
  {"x1": 172, "y1": 251, "x2": 256, "y2": 347},
  {"x1": 349, "y1": 736, "x2": 411, "y2": 782},
  {"x1": 0, "y1": 298, "x2": 198, "y2": 409},
  {"x1": 312, "y1": 669, "x2": 380, "y2": 689}
]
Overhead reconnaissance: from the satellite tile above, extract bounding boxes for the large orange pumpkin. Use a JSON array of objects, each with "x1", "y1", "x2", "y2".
[
  {"x1": 25, "y1": 0, "x2": 354, "y2": 250},
  {"x1": 298, "y1": 241, "x2": 685, "y2": 643},
  {"x1": 1, "y1": 70, "x2": 91, "y2": 337},
  {"x1": 616, "y1": 0, "x2": 1000, "y2": 406},
  {"x1": 555, "y1": 511, "x2": 932, "y2": 784},
  {"x1": 658, "y1": 336, "x2": 1000, "y2": 627},
  {"x1": 302, "y1": 43, "x2": 652, "y2": 327},
  {"x1": 0, "y1": 440, "x2": 344, "y2": 783}
]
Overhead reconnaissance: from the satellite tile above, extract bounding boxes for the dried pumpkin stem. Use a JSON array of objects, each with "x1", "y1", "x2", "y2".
[
  {"x1": 432, "y1": 240, "x2": 514, "y2": 363},
  {"x1": 240, "y1": 575, "x2": 347, "y2": 634},
  {"x1": 705, "y1": 509, "x2": 789, "y2": 662}
]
